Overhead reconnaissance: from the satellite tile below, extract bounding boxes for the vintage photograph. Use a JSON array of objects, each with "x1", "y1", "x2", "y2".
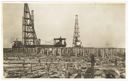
[{"x1": 3, "y1": 3, "x2": 125, "y2": 78}]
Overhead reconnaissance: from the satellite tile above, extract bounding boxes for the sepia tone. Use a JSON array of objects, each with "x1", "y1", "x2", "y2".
[{"x1": 3, "y1": 3, "x2": 125, "y2": 78}]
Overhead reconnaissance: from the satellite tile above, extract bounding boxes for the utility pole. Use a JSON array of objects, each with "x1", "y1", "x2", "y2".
[{"x1": 72, "y1": 15, "x2": 82, "y2": 47}]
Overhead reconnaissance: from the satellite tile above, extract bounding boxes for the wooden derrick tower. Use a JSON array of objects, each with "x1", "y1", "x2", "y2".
[
  {"x1": 72, "y1": 15, "x2": 82, "y2": 47},
  {"x1": 22, "y1": 3, "x2": 40, "y2": 47}
]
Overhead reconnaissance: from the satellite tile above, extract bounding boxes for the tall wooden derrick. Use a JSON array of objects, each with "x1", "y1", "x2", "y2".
[
  {"x1": 72, "y1": 15, "x2": 82, "y2": 47},
  {"x1": 22, "y1": 3, "x2": 40, "y2": 47}
]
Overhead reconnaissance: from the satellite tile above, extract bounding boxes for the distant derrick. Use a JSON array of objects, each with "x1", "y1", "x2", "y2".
[
  {"x1": 22, "y1": 3, "x2": 40, "y2": 46},
  {"x1": 72, "y1": 15, "x2": 82, "y2": 47}
]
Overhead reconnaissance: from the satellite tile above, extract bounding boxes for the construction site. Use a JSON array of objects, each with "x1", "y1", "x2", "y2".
[{"x1": 3, "y1": 3, "x2": 125, "y2": 78}]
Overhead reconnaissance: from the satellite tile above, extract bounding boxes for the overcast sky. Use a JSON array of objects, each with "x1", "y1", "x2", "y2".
[{"x1": 3, "y1": 3, "x2": 125, "y2": 48}]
